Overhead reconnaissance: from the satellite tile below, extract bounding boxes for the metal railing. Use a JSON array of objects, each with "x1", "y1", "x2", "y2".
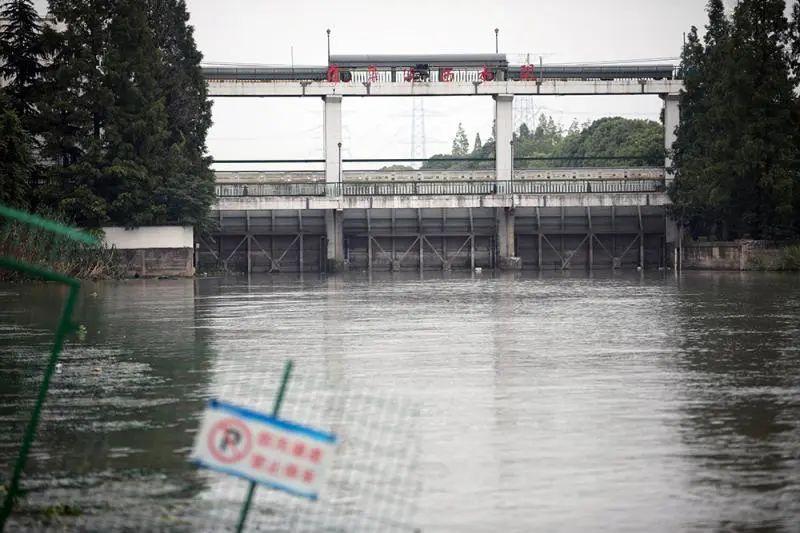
[{"x1": 215, "y1": 179, "x2": 665, "y2": 197}]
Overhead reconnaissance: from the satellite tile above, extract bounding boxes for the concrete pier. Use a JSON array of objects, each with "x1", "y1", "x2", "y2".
[
  {"x1": 496, "y1": 207, "x2": 521, "y2": 270},
  {"x1": 323, "y1": 96, "x2": 343, "y2": 185},
  {"x1": 494, "y1": 95, "x2": 513, "y2": 183},
  {"x1": 325, "y1": 209, "x2": 345, "y2": 272}
]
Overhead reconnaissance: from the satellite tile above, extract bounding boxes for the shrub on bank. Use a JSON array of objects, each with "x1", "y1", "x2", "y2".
[
  {"x1": 749, "y1": 244, "x2": 800, "y2": 271},
  {"x1": 0, "y1": 216, "x2": 124, "y2": 281}
]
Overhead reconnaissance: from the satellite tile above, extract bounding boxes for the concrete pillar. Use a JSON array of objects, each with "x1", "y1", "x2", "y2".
[
  {"x1": 665, "y1": 215, "x2": 682, "y2": 270},
  {"x1": 325, "y1": 209, "x2": 345, "y2": 272},
  {"x1": 496, "y1": 207, "x2": 521, "y2": 269},
  {"x1": 494, "y1": 95, "x2": 514, "y2": 182},
  {"x1": 663, "y1": 94, "x2": 680, "y2": 186},
  {"x1": 323, "y1": 95, "x2": 343, "y2": 185}
]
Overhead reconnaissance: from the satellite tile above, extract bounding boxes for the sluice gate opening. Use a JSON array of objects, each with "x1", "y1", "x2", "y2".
[{"x1": 198, "y1": 206, "x2": 667, "y2": 273}]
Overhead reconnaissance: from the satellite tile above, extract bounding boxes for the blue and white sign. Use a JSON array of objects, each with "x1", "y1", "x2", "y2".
[{"x1": 190, "y1": 399, "x2": 337, "y2": 500}]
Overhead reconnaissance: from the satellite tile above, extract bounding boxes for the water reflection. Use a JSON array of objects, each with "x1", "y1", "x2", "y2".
[{"x1": 672, "y1": 272, "x2": 800, "y2": 531}]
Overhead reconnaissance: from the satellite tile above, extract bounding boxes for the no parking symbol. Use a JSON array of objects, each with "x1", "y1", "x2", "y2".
[
  {"x1": 208, "y1": 418, "x2": 252, "y2": 464},
  {"x1": 190, "y1": 399, "x2": 337, "y2": 500}
]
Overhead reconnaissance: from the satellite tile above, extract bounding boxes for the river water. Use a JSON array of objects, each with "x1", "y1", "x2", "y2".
[{"x1": 1, "y1": 272, "x2": 799, "y2": 532}]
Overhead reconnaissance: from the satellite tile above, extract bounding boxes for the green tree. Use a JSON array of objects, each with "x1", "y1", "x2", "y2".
[
  {"x1": 556, "y1": 117, "x2": 662, "y2": 168},
  {"x1": 102, "y1": 0, "x2": 171, "y2": 226},
  {"x1": 727, "y1": 0, "x2": 798, "y2": 238},
  {"x1": 473, "y1": 132, "x2": 482, "y2": 152},
  {"x1": 671, "y1": 0, "x2": 800, "y2": 239},
  {"x1": 37, "y1": 0, "x2": 115, "y2": 225},
  {"x1": 789, "y1": 1, "x2": 799, "y2": 78},
  {"x1": 670, "y1": 25, "x2": 719, "y2": 235},
  {"x1": 451, "y1": 122, "x2": 469, "y2": 156},
  {"x1": 35, "y1": 0, "x2": 215, "y2": 229},
  {"x1": 512, "y1": 114, "x2": 565, "y2": 168},
  {"x1": 0, "y1": 95, "x2": 33, "y2": 208},
  {"x1": 791, "y1": 1, "x2": 800, "y2": 233},
  {"x1": 0, "y1": 0, "x2": 42, "y2": 125},
  {"x1": 149, "y1": 0, "x2": 214, "y2": 227}
]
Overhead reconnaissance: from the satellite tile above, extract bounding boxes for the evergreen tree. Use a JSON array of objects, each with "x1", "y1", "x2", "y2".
[
  {"x1": 37, "y1": 0, "x2": 115, "y2": 225},
  {"x1": 673, "y1": 0, "x2": 800, "y2": 239},
  {"x1": 0, "y1": 94, "x2": 32, "y2": 208},
  {"x1": 727, "y1": 0, "x2": 798, "y2": 238},
  {"x1": 451, "y1": 122, "x2": 469, "y2": 156},
  {"x1": 0, "y1": 0, "x2": 42, "y2": 124},
  {"x1": 102, "y1": 0, "x2": 171, "y2": 226},
  {"x1": 789, "y1": 1, "x2": 800, "y2": 79},
  {"x1": 670, "y1": 25, "x2": 719, "y2": 235},
  {"x1": 35, "y1": 0, "x2": 215, "y2": 228},
  {"x1": 473, "y1": 132, "x2": 482, "y2": 152},
  {"x1": 148, "y1": 0, "x2": 214, "y2": 227}
]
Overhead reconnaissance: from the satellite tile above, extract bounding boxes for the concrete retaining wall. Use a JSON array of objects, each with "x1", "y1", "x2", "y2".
[
  {"x1": 102, "y1": 226, "x2": 194, "y2": 277},
  {"x1": 682, "y1": 240, "x2": 780, "y2": 270}
]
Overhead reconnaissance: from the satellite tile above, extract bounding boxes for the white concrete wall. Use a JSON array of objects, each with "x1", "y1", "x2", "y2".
[{"x1": 102, "y1": 226, "x2": 194, "y2": 250}]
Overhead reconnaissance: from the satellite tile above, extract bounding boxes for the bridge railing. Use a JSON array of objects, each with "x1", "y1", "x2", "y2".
[{"x1": 215, "y1": 179, "x2": 666, "y2": 197}]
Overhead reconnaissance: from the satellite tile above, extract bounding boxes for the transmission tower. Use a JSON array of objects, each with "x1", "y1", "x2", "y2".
[
  {"x1": 513, "y1": 52, "x2": 537, "y2": 133},
  {"x1": 410, "y1": 98, "x2": 426, "y2": 160},
  {"x1": 514, "y1": 96, "x2": 536, "y2": 132}
]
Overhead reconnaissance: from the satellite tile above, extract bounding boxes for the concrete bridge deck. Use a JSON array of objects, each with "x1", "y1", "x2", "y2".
[{"x1": 207, "y1": 79, "x2": 682, "y2": 98}]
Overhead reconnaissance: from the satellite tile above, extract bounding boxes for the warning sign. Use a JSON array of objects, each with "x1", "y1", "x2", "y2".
[
  {"x1": 190, "y1": 399, "x2": 337, "y2": 500},
  {"x1": 208, "y1": 418, "x2": 252, "y2": 464}
]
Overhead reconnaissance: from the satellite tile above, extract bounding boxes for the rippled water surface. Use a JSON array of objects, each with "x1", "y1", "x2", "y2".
[{"x1": 1, "y1": 272, "x2": 800, "y2": 532}]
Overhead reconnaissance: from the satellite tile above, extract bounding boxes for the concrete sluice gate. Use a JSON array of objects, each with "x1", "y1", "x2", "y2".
[{"x1": 198, "y1": 206, "x2": 668, "y2": 273}]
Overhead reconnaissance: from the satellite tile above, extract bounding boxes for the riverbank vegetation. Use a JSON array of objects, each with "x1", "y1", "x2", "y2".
[
  {"x1": 0, "y1": 0, "x2": 213, "y2": 229},
  {"x1": 0, "y1": 215, "x2": 123, "y2": 281},
  {"x1": 671, "y1": 0, "x2": 800, "y2": 241},
  {"x1": 748, "y1": 244, "x2": 800, "y2": 271}
]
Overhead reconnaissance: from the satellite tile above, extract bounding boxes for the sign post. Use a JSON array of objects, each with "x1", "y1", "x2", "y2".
[
  {"x1": 236, "y1": 360, "x2": 292, "y2": 532},
  {"x1": 190, "y1": 360, "x2": 337, "y2": 531}
]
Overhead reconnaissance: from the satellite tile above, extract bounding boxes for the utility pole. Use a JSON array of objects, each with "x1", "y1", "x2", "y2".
[
  {"x1": 510, "y1": 139, "x2": 514, "y2": 206},
  {"x1": 494, "y1": 28, "x2": 499, "y2": 53},
  {"x1": 326, "y1": 29, "x2": 331, "y2": 63},
  {"x1": 337, "y1": 142, "x2": 342, "y2": 187}
]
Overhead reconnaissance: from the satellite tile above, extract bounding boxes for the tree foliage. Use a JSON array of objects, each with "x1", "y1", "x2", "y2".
[
  {"x1": 451, "y1": 122, "x2": 470, "y2": 156},
  {"x1": 0, "y1": 0, "x2": 42, "y2": 124},
  {"x1": 1, "y1": 0, "x2": 213, "y2": 230},
  {"x1": 423, "y1": 114, "x2": 663, "y2": 170},
  {"x1": 670, "y1": 0, "x2": 800, "y2": 240},
  {"x1": 0, "y1": 94, "x2": 33, "y2": 209}
]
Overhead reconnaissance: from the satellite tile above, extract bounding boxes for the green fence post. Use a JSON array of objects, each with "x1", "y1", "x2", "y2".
[
  {"x1": 0, "y1": 206, "x2": 97, "y2": 531},
  {"x1": 0, "y1": 261, "x2": 82, "y2": 531}
]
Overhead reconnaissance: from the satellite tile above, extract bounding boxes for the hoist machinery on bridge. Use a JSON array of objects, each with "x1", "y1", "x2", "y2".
[{"x1": 201, "y1": 53, "x2": 677, "y2": 84}]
